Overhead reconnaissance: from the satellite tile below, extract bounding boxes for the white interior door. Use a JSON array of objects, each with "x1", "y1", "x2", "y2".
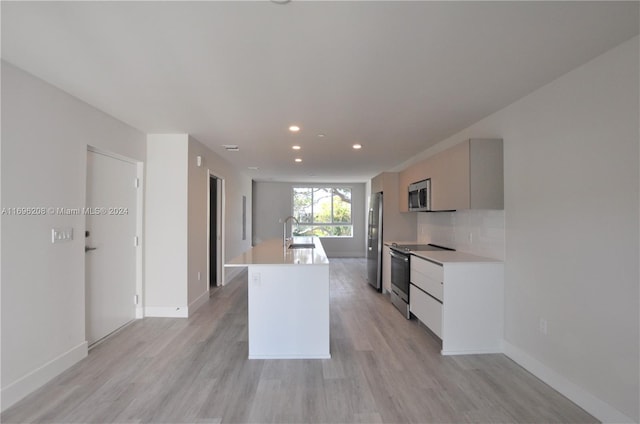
[{"x1": 86, "y1": 150, "x2": 137, "y2": 345}]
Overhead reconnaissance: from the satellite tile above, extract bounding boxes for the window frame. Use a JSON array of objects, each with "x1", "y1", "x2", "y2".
[{"x1": 292, "y1": 186, "x2": 353, "y2": 238}]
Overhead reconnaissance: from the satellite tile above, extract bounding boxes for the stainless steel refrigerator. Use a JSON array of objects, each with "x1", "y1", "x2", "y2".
[{"x1": 367, "y1": 192, "x2": 383, "y2": 291}]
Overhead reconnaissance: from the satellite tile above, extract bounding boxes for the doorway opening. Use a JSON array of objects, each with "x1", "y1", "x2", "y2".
[
  {"x1": 210, "y1": 175, "x2": 217, "y2": 288},
  {"x1": 209, "y1": 173, "x2": 225, "y2": 289}
]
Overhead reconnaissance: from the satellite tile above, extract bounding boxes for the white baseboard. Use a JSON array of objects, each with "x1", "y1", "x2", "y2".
[
  {"x1": 1, "y1": 341, "x2": 88, "y2": 412},
  {"x1": 188, "y1": 290, "x2": 210, "y2": 315},
  {"x1": 503, "y1": 341, "x2": 635, "y2": 424},
  {"x1": 249, "y1": 353, "x2": 331, "y2": 359},
  {"x1": 144, "y1": 306, "x2": 188, "y2": 318},
  {"x1": 135, "y1": 305, "x2": 144, "y2": 319},
  {"x1": 441, "y1": 347, "x2": 503, "y2": 355}
]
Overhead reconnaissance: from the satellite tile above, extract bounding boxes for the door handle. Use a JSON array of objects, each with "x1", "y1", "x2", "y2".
[{"x1": 85, "y1": 246, "x2": 98, "y2": 252}]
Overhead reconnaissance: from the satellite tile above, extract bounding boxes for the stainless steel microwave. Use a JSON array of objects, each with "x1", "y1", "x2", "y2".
[{"x1": 408, "y1": 179, "x2": 431, "y2": 212}]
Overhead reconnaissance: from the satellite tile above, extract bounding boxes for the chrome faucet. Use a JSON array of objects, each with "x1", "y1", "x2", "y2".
[{"x1": 283, "y1": 215, "x2": 299, "y2": 247}]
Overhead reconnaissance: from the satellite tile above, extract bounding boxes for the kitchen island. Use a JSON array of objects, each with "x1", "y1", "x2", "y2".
[{"x1": 225, "y1": 237, "x2": 330, "y2": 359}]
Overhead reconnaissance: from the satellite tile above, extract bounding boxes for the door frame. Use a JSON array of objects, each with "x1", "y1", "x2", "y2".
[
  {"x1": 86, "y1": 146, "x2": 144, "y2": 321},
  {"x1": 208, "y1": 171, "x2": 225, "y2": 287}
]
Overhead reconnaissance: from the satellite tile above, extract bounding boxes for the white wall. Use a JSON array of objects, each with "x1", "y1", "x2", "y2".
[
  {"x1": 187, "y1": 136, "x2": 252, "y2": 299},
  {"x1": 253, "y1": 182, "x2": 366, "y2": 257},
  {"x1": 145, "y1": 135, "x2": 253, "y2": 315},
  {"x1": 1, "y1": 62, "x2": 146, "y2": 410},
  {"x1": 402, "y1": 36, "x2": 639, "y2": 423},
  {"x1": 187, "y1": 141, "x2": 209, "y2": 307},
  {"x1": 417, "y1": 210, "x2": 505, "y2": 260},
  {"x1": 145, "y1": 134, "x2": 189, "y2": 316}
]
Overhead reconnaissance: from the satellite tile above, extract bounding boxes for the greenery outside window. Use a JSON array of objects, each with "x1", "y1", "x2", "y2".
[{"x1": 292, "y1": 187, "x2": 353, "y2": 237}]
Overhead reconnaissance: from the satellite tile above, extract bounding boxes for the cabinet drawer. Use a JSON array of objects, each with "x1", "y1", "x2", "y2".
[
  {"x1": 410, "y1": 269, "x2": 443, "y2": 302},
  {"x1": 410, "y1": 257, "x2": 443, "y2": 302},
  {"x1": 411, "y1": 256, "x2": 443, "y2": 281},
  {"x1": 410, "y1": 284, "x2": 442, "y2": 339}
]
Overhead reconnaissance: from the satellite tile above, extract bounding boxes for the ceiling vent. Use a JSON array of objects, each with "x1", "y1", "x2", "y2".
[{"x1": 222, "y1": 145, "x2": 239, "y2": 152}]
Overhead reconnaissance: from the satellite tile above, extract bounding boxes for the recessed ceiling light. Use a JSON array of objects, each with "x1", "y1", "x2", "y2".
[
  {"x1": 353, "y1": 144, "x2": 362, "y2": 149},
  {"x1": 317, "y1": 133, "x2": 325, "y2": 138},
  {"x1": 295, "y1": 158, "x2": 302, "y2": 163},
  {"x1": 222, "y1": 144, "x2": 239, "y2": 151},
  {"x1": 248, "y1": 166, "x2": 259, "y2": 170},
  {"x1": 289, "y1": 125, "x2": 300, "y2": 133},
  {"x1": 292, "y1": 145, "x2": 301, "y2": 150}
]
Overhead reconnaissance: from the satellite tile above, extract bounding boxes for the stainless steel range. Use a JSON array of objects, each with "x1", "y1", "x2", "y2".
[{"x1": 389, "y1": 243, "x2": 454, "y2": 319}]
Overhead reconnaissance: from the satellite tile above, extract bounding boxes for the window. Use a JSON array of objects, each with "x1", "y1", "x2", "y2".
[{"x1": 292, "y1": 187, "x2": 352, "y2": 237}]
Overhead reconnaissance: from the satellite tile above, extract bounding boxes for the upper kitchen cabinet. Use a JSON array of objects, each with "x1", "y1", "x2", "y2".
[{"x1": 400, "y1": 139, "x2": 504, "y2": 211}]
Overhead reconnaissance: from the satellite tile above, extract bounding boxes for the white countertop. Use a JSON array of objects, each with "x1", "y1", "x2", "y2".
[
  {"x1": 384, "y1": 240, "x2": 502, "y2": 264},
  {"x1": 226, "y1": 237, "x2": 330, "y2": 266},
  {"x1": 383, "y1": 240, "x2": 417, "y2": 246},
  {"x1": 412, "y1": 250, "x2": 502, "y2": 264}
]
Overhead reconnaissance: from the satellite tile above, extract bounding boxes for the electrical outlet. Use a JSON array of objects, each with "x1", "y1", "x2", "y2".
[
  {"x1": 539, "y1": 318, "x2": 548, "y2": 335},
  {"x1": 468, "y1": 232, "x2": 473, "y2": 243},
  {"x1": 197, "y1": 272, "x2": 201, "y2": 281}
]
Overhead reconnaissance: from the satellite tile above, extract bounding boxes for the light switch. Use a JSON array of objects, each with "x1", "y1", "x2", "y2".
[{"x1": 51, "y1": 227, "x2": 73, "y2": 243}]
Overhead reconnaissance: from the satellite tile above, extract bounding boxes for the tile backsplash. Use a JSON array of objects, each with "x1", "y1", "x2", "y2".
[{"x1": 417, "y1": 210, "x2": 505, "y2": 260}]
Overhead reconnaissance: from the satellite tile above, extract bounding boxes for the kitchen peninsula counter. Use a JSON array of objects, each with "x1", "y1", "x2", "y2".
[
  {"x1": 225, "y1": 237, "x2": 330, "y2": 359},
  {"x1": 385, "y1": 241, "x2": 503, "y2": 354}
]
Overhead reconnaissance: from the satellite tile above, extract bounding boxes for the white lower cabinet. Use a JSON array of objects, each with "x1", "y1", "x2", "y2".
[
  {"x1": 410, "y1": 284, "x2": 442, "y2": 338},
  {"x1": 410, "y1": 255, "x2": 504, "y2": 355}
]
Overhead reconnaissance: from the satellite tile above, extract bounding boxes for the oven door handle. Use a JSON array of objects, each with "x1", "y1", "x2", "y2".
[{"x1": 390, "y1": 250, "x2": 409, "y2": 262}]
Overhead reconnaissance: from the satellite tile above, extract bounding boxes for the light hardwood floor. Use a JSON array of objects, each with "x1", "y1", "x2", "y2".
[{"x1": 2, "y1": 258, "x2": 596, "y2": 423}]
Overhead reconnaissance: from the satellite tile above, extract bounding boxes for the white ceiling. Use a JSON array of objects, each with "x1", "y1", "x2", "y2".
[{"x1": 2, "y1": 1, "x2": 638, "y2": 182}]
